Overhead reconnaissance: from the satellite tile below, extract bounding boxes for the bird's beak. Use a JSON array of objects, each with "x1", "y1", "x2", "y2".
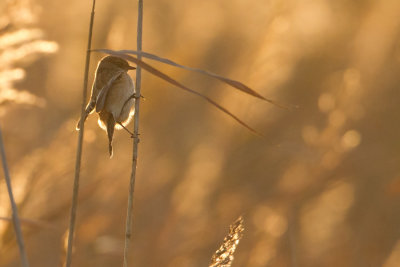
[{"x1": 128, "y1": 65, "x2": 136, "y2": 70}]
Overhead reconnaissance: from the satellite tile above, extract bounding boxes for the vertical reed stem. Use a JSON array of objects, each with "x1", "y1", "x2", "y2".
[
  {"x1": 123, "y1": 0, "x2": 143, "y2": 266},
  {"x1": 65, "y1": 1, "x2": 96, "y2": 266},
  {"x1": 0, "y1": 126, "x2": 29, "y2": 267}
]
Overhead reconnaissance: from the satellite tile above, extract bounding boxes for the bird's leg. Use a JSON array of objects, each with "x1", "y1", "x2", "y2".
[
  {"x1": 117, "y1": 122, "x2": 135, "y2": 137},
  {"x1": 117, "y1": 122, "x2": 140, "y2": 141},
  {"x1": 76, "y1": 98, "x2": 96, "y2": 130},
  {"x1": 130, "y1": 93, "x2": 145, "y2": 100},
  {"x1": 122, "y1": 93, "x2": 145, "y2": 110},
  {"x1": 118, "y1": 93, "x2": 143, "y2": 139}
]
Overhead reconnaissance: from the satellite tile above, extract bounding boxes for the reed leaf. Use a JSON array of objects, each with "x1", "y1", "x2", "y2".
[{"x1": 94, "y1": 50, "x2": 262, "y2": 135}]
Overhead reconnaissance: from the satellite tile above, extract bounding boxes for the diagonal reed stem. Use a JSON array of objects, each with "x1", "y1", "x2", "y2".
[
  {"x1": 123, "y1": 0, "x2": 143, "y2": 266},
  {"x1": 65, "y1": 1, "x2": 96, "y2": 266},
  {"x1": 0, "y1": 126, "x2": 29, "y2": 267}
]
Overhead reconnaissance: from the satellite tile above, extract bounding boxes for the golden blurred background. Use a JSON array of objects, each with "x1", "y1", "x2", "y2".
[{"x1": 1, "y1": 0, "x2": 400, "y2": 266}]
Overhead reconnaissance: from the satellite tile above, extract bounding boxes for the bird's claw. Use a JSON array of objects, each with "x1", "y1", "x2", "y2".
[
  {"x1": 130, "y1": 93, "x2": 145, "y2": 100},
  {"x1": 131, "y1": 133, "x2": 140, "y2": 143}
]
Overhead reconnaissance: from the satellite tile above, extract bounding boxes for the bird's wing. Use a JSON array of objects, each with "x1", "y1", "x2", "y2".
[{"x1": 95, "y1": 71, "x2": 124, "y2": 112}]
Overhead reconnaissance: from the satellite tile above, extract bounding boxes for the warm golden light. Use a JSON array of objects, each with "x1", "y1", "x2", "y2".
[
  {"x1": 0, "y1": 0, "x2": 397, "y2": 266},
  {"x1": 318, "y1": 93, "x2": 335, "y2": 113},
  {"x1": 341, "y1": 130, "x2": 362, "y2": 149}
]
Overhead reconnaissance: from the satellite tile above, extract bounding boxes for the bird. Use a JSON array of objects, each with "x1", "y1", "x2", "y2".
[{"x1": 76, "y1": 55, "x2": 136, "y2": 157}]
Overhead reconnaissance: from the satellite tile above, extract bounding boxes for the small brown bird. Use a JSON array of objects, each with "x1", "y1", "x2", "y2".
[{"x1": 77, "y1": 56, "x2": 136, "y2": 157}]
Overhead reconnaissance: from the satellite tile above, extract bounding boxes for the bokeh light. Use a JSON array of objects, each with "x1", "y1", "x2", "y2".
[{"x1": 1, "y1": 0, "x2": 399, "y2": 266}]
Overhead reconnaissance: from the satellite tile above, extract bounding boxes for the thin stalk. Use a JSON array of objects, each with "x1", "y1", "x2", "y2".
[
  {"x1": 123, "y1": 0, "x2": 143, "y2": 266},
  {"x1": 0, "y1": 126, "x2": 29, "y2": 267},
  {"x1": 65, "y1": 1, "x2": 96, "y2": 266}
]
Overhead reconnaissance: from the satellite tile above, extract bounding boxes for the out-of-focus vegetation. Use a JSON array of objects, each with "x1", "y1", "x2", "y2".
[{"x1": 1, "y1": 0, "x2": 400, "y2": 266}]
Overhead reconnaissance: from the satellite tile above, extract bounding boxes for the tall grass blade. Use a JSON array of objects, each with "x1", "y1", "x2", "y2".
[
  {"x1": 65, "y1": 0, "x2": 96, "y2": 266},
  {"x1": 95, "y1": 49, "x2": 293, "y2": 109},
  {"x1": 93, "y1": 50, "x2": 262, "y2": 135},
  {"x1": 123, "y1": 1, "x2": 143, "y2": 266},
  {"x1": 0, "y1": 126, "x2": 30, "y2": 267}
]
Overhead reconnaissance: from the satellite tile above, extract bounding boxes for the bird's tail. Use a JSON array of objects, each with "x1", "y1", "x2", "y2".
[{"x1": 106, "y1": 115, "x2": 116, "y2": 158}]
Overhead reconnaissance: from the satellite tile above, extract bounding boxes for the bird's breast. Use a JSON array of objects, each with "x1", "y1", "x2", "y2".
[{"x1": 104, "y1": 73, "x2": 135, "y2": 121}]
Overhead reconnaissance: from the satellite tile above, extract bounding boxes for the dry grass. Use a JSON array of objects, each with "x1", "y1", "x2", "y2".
[
  {"x1": 209, "y1": 216, "x2": 244, "y2": 267},
  {"x1": 0, "y1": 0, "x2": 400, "y2": 267}
]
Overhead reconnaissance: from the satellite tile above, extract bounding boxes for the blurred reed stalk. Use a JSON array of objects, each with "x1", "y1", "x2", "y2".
[
  {"x1": 65, "y1": 0, "x2": 96, "y2": 266},
  {"x1": 123, "y1": 1, "x2": 143, "y2": 266},
  {"x1": 0, "y1": 126, "x2": 29, "y2": 267}
]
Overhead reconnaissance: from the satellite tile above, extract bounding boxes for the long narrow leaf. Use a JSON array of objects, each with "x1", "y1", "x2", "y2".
[
  {"x1": 94, "y1": 48, "x2": 292, "y2": 109},
  {"x1": 0, "y1": 126, "x2": 29, "y2": 267},
  {"x1": 96, "y1": 50, "x2": 261, "y2": 135}
]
